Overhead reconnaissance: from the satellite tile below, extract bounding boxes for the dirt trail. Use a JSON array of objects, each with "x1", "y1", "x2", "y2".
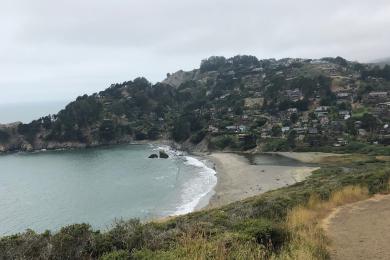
[{"x1": 323, "y1": 194, "x2": 390, "y2": 260}]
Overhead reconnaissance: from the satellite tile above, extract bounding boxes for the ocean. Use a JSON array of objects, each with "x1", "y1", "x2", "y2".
[
  {"x1": 0, "y1": 144, "x2": 217, "y2": 235},
  {"x1": 0, "y1": 101, "x2": 69, "y2": 124}
]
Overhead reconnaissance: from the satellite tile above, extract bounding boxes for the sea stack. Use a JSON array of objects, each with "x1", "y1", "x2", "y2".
[{"x1": 159, "y1": 150, "x2": 169, "y2": 159}]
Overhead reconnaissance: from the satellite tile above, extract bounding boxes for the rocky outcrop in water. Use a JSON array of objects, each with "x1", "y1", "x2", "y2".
[{"x1": 159, "y1": 150, "x2": 169, "y2": 159}]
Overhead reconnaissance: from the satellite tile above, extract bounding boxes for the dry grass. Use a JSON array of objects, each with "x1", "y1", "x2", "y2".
[
  {"x1": 329, "y1": 186, "x2": 369, "y2": 206},
  {"x1": 164, "y1": 230, "x2": 268, "y2": 260},
  {"x1": 273, "y1": 185, "x2": 369, "y2": 260},
  {"x1": 319, "y1": 154, "x2": 370, "y2": 165},
  {"x1": 174, "y1": 186, "x2": 375, "y2": 260},
  {"x1": 376, "y1": 156, "x2": 390, "y2": 162}
]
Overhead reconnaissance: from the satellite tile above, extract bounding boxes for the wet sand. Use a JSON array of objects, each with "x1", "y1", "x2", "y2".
[{"x1": 206, "y1": 152, "x2": 319, "y2": 208}]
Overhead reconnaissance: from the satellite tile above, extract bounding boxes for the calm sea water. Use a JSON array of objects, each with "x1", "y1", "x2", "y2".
[
  {"x1": 0, "y1": 101, "x2": 69, "y2": 124},
  {"x1": 0, "y1": 144, "x2": 216, "y2": 235}
]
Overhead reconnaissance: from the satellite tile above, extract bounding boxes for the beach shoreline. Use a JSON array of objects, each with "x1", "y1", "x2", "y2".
[{"x1": 201, "y1": 152, "x2": 324, "y2": 209}]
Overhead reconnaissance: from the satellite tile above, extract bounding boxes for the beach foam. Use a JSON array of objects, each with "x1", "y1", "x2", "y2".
[
  {"x1": 173, "y1": 156, "x2": 217, "y2": 215},
  {"x1": 149, "y1": 144, "x2": 217, "y2": 216}
]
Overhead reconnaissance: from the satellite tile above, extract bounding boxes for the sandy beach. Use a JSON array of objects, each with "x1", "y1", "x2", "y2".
[{"x1": 206, "y1": 152, "x2": 320, "y2": 208}]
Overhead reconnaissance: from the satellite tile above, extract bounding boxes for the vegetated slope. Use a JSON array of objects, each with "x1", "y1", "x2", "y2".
[
  {"x1": 0, "y1": 55, "x2": 389, "y2": 153},
  {"x1": 0, "y1": 157, "x2": 389, "y2": 259}
]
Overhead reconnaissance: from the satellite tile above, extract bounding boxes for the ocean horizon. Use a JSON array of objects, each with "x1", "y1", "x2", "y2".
[{"x1": 0, "y1": 101, "x2": 70, "y2": 124}]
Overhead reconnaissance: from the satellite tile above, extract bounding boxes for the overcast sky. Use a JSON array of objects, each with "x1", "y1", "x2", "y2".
[{"x1": 1, "y1": 0, "x2": 390, "y2": 104}]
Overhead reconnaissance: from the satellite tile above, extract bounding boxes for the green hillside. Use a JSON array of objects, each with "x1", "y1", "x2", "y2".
[{"x1": 1, "y1": 55, "x2": 389, "y2": 154}]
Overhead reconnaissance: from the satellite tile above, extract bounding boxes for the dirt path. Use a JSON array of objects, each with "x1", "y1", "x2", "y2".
[{"x1": 323, "y1": 194, "x2": 390, "y2": 260}]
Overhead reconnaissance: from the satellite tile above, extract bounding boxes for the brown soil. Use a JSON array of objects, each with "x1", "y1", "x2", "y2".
[{"x1": 324, "y1": 194, "x2": 390, "y2": 260}]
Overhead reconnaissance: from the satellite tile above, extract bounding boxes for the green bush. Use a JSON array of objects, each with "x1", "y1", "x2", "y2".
[
  {"x1": 190, "y1": 130, "x2": 206, "y2": 144},
  {"x1": 234, "y1": 218, "x2": 286, "y2": 249},
  {"x1": 263, "y1": 139, "x2": 290, "y2": 152},
  {"x1": 100, "y1": 250, "x2": 130, "y2": 260},
  {"x1": 107, "y1": 219, "x2": 143, "y2": 251},
  {"x1": 147, "y1": 127, "x2": 160, "y2": 140},
  {"x1": 51, "y1": 224, "x2": 94, "y2": 259},
  {"x1": 209, "y1": 135, "x2": 236, "y2": 150}
]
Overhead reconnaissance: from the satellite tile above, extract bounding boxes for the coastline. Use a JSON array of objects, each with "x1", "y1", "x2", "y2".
[
  {"x1": 203, "y1": 152, "x2": 320, "y2": 209},
  {"x1": 149, "y1": 144, "x2": 217, "y2": 216},
  {"x1": 2, "y1": 141, "x2": 334, "y2": 220}
]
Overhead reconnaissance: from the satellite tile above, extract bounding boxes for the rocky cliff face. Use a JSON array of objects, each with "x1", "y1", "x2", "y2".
[{"x1": 162, "y1": 70, "x2": 198, "y2": 88}]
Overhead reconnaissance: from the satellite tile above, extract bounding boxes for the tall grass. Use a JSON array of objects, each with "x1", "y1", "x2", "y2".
[{"x1": 134, "y1": 230, "x2": 268, "y2": 259}]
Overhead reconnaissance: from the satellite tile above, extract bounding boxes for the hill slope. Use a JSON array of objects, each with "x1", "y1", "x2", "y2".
[{"x1": 0, "y1": 55, "x2": 389, "y2": 153}]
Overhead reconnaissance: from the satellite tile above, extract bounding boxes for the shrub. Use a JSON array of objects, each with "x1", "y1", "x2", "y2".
[
  {"x1": 100, "y1": 250, "x2": 131, "y2": 260},
  {"x1": 263, "y1": 139, "x2": 290, "y2": 152},
  {"x1": 209, "y1": 135, "x2": 236, "y2": 150},
  {"x1": 134, "y1": 131, "x2": 147, "y2": 140},
  {"x1": 190, "y1": 130, "x2": 206, "y2": 144},
  {"x1": 51, "y1": 223, "x2": 94, "y2": 259},
  {"x1": 234, "y1": 219, "x2": 286, "y2": 249},
  {"x1": 107, "y1": 219, "x2": 143, "y2": 251},
  {"x1": 147, "y1": 127, "x2": 160, "y2": 140}
]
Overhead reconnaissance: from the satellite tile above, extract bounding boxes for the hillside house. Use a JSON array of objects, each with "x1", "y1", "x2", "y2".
[
  {"x1": 375, "y1": 102, "x2": 390, "y2": 117},
  {"x1": 285, "y1": 89, "x2": 303, "y2": 102},
  {"x1": 339, "y1": 110, "x2": 351, "y2": 120},
  {"x1": 365, "y1": 92, "x2": 388, "y2": 103},
  {"x1": 208, "y1": 125, "x2": 219, "y2": 133}
]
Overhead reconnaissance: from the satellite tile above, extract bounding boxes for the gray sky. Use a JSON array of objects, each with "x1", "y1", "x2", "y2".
[{"x1": 1, "y1": 0, "x2": 390, "y2": 104}]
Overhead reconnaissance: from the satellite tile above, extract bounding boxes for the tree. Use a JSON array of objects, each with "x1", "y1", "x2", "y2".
[
  {"x1": 289, "y1": 113, "x2": 298, "y2": 124},
  {"x1": 0, "y1": 129, "x2": 9, "y2": 143},
  {"x1": 17, "y1": 121, "x2": 41, "y2": 143},
  {"x1": 255, "y1": 118, "x2": 268, "y2": 128},
  {"x1": 271, "y1": 125, "x2": 282, "y2": 137},
  {"x1": 295, "y1": 99, "x2": 309, "y2": 111},
  {"x1": 278, "y1": 100, "x2": 292, "y2": 111},
  {"x1": 287, "y1": 130, "x2": 297, "y2": 148},
  {"x1": 99, "y1": 120, "x2": 117, "y2": 141},
  {"x1": 147, "y1": 127, "x2": 160, "y2": 140},
  {"x1": 361, "y1": 113, "x2": 379, "y2": 133},
  {"x1": 172, "y1": 118, "x2": 191, "y2": 142},
  {"x1": 334, "y1": 56, "x2": 348, "y2": 67},
  {"x1": 346, "y1": 118, "x2": 357, "y2": 135},
  {"x1": 200, "y1": 56, "x2": 227, "y2": 72}
]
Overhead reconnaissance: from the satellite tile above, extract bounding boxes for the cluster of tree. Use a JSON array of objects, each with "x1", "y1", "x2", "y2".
[
  {"x1": 0, "y1": 129, "x2": 10, "y2": 143},
  {"x1": 361, "y1": 65, "x2": 390, "y2": 81},
  {"x1": 345, "y1": 113, "x2": 380, "y2": 135},
  {"x1": 17, "y1": 120, "x2": 42, "y2": 143},
  {"x1": 277, "y1": 99, "x2": 309, "y2": 111},
  {"x1": 5, "y1": 55, "x2": 387, "y2": 151},
  {"x1": 171, "y1": 112, "x2": 206, "y2": 142},
  {"x1": 45, "y1": 96, "x2": 103, "y2": 142},
  {"x1": 200, "y1": 55, "x2": 260, "y2": 73},
  {"x1": 321, "y1": 56, "x2": 349, "y2": 67}
]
